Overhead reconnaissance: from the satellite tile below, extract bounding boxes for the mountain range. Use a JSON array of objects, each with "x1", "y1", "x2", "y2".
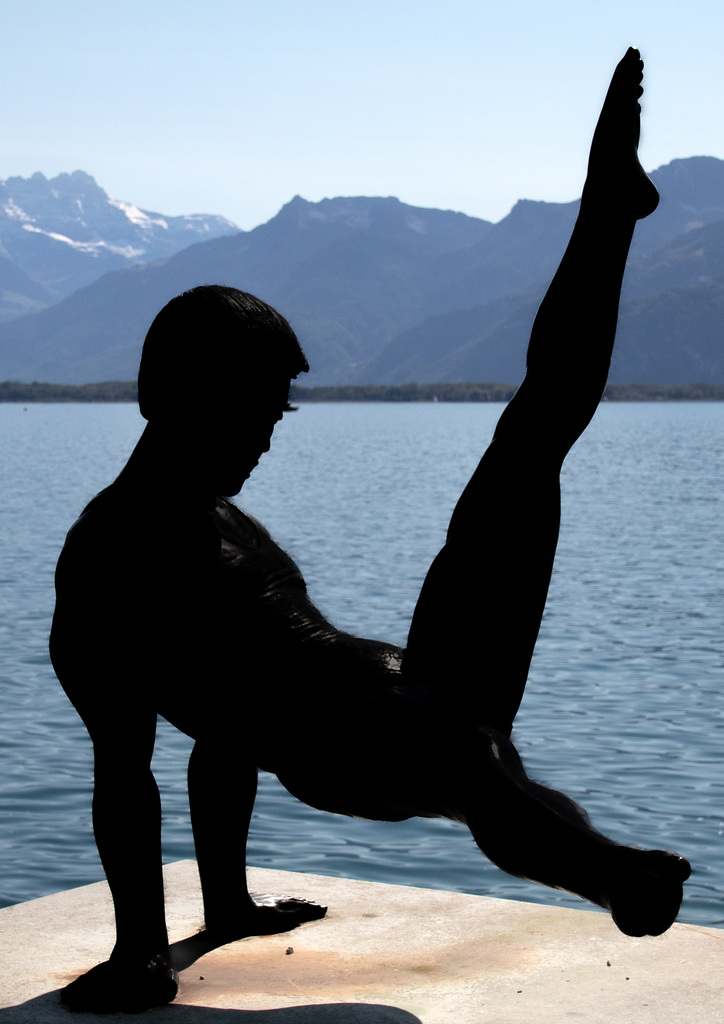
[
  {"x1": 0, "y1": 170, "x2": 238, "y2": 321},
  {"x1": 1, "y1": 157, "x2": 723, "y2": 386}
]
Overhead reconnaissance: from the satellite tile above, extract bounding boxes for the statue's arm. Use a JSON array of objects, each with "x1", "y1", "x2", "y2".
[
  {"x1": 187, "y1": 736, "x2": 327, "y2": 942},
  {"x1": 89, "y1": 706, "x2": 167, "y2": 963},
  {"x1": 52, "y1": 678, "x2": 178, "y2": 1011},
  {"x1": 187, "y1": 737, "x2": 259, "y2": 936},
  {"x1": 51, "y1": 542, "x2": 177, "y2": 1010}
]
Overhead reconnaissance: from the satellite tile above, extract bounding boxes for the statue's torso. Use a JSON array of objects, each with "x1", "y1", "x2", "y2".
[{"x1": 51, "y1": 489, "x2": 403, "y2": 754}]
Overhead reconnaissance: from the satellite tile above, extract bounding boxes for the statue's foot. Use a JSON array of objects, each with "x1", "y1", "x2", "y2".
[
  {"x1": 205, "y1": 893, "x2": 327, "y2": 945},
  {"x1": 601, "y1": 846, "x2": 691, "y2": 937},
  {"x1": 584, "y1": 47, "x2": 659, "y2": 219},
  {"x1": 60, "y1": 954, "x2": 178, "y2": 1013}
]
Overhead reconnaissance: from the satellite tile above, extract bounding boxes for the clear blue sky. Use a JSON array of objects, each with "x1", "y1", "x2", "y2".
[{"x1": 3, "y1": 0, "x2": 722, "y2": 229}]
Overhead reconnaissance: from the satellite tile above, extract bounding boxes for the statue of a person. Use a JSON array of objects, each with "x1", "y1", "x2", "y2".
[{"x1": 51, "y1": 48, "x2": 689, "y2": 1013}]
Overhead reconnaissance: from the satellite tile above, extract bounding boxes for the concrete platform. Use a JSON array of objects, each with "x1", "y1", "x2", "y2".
[{"x1": 1, "y1": 860, "x2": 722, "y2": 1022}]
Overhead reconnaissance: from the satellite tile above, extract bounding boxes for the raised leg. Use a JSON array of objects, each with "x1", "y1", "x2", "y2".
[
  {"x1": 403, "y1": 48, "x2": 657, "y2": 734},
  {"x1": 274, "y1": 49, "x2": 689, "y2": 940}
]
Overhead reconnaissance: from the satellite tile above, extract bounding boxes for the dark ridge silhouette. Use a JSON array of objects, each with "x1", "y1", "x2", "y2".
[{"x1": 2, "y1": 157, "x2": 724, "y2": 386}]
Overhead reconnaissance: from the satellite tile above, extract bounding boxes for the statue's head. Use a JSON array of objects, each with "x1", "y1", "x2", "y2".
[
  {"x1": 137, "y1": 286, "x2": 308, "y2": 494},
  {"x1": 138, "y1": 285, "x2": 308, "y2": 421}
]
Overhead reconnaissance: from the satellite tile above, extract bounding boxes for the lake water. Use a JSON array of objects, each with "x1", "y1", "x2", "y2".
[{"x1": 1, "y1": 401, "x2": 722, "y2": 926}]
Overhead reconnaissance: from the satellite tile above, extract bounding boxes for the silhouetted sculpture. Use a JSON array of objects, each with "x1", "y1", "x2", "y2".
[{"x1": 51, "y1": 49, "x2": 690, "y2": 1013}]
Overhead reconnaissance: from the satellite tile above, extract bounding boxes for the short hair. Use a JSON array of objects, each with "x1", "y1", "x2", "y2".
[{"x1": 137, "y1": 285, "x2": 309, "y2": 420}]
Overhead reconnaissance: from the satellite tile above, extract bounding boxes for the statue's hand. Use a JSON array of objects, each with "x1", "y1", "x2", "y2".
[
  {"x1": 250, "y1": 892, "x2": 328, "y2": 932},
  {"x1": 205, "y1": 893, "x2": 327, "y2": 944},
  {"x1": 60, "y1": 954, "x2": 178, "y2": 1013}
]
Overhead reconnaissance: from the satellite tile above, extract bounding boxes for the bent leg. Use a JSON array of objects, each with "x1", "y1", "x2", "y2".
[
  {"x1": 274, "y1": 693, "x2": 689, "y2": 937},
  {"x1": 403, "y1": 48, "x2": 657, "y2": 733},
  {"x1": 461, "y1": 725, "x2": 690, "y2": 937}
]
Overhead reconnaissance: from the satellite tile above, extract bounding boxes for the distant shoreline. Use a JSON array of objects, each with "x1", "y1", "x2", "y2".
[{"x1": 2, "y1": 380, "x2": 724, "y2": 403}]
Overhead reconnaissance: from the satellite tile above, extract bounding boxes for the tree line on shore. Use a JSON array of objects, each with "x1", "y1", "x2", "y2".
[{"x1": 2, "y1": 380, "x2": 724, "y2": 404}]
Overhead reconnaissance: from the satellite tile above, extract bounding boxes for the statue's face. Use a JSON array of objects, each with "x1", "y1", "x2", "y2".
[{"x1": 208, "y1": 373, "x2": 292, "y2": 496}]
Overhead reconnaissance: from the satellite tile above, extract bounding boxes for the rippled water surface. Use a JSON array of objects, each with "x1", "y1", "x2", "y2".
[{"x1": 1, "y1": 401, "x2": 723, "y2": 925}]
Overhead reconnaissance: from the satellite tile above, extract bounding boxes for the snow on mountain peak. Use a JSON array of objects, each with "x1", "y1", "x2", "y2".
[
  {"x1": 0, "y1": 169, "x2": 240, "y2": 318},
  {"x1": 107, "y1": 197, "x2": 168, "y2": 230},
  {"x1": 3, "y1": 199, "x2": 33, "y2": 223}
]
